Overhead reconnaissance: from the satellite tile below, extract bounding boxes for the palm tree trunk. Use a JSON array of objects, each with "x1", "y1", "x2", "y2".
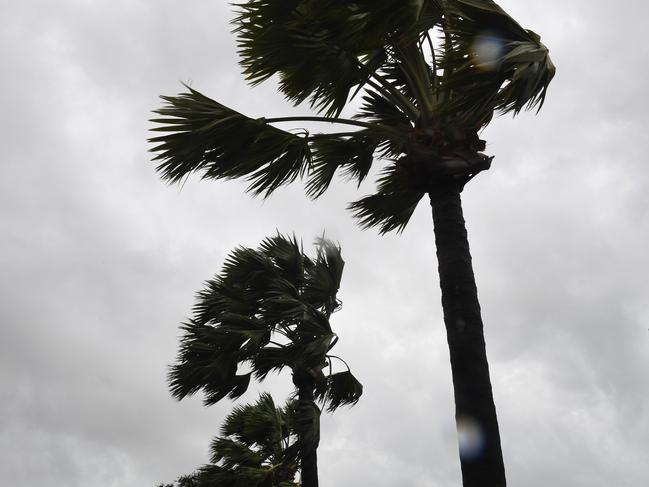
[
  {"x1": 294, "y1": 371, "x2": 319, "y2": 487},
  {"x1": 429, "y1": 185, "x2": 506, "y2": 487}
]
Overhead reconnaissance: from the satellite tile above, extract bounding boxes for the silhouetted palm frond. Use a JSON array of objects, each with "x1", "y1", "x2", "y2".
[
  {"x1": 318, "y1": 370, "x2": 364, "y2": 412},
  {"x1": 349, "y1": 165, "x2": 425, "y2": 234},
  {"x1": 305, "y1": 133, "x2": 379, "y2": 198},
  {"x1": 439, "y1": 0, "x2": 555, "y2": 126},
  {"x1": 150, "y1": 87, "x2": 310, "y2": 197},
  {"x1": 233, "y1": 0, "x2": 443, "y2": 116}
]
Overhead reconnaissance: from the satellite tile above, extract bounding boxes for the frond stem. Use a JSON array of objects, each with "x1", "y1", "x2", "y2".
[
  {"x1": 306, "y1": 132, "x2": 358, "y2": 140},
  {"x1": 442, "y1": 14, "x2": 455, "y2": 104},
  {"x1": 267, "y1": 117, "x2": 406, "y2": 141},
  {"x1": 392, "y1": 39, "x2": 434, "y2": 123},
  {"x1": 326, "y1": 354, "x2": 351, "y2": 372},
  {"x1": 424, "y1": 31, "x2": 437, "y2": 86},
  {"x1": 265, "y1": 116, "x2": 374, "y2": 129}
]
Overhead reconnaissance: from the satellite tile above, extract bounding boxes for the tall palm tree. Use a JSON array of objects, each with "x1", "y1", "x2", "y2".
[
  {"x1": 160, "y1": 393, "x2": 301, "y2": 487},
  {"x1": 149, "y1": 1, "x2": 554, "y2": 485},
  {"x1": 168, "y1": 234, "x2": 362, "y2": 487}
]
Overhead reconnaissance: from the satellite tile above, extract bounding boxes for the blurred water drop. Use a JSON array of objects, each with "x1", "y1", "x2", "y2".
[
  {"x1": 472, "y1": 33, "x2": 504, "y2": 71},
  {"x1": 457, "y1": 415, "x2": 486, "y2": 461}
]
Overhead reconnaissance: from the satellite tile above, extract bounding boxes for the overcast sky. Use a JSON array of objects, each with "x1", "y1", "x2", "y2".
[{"x1": 1, "y1": 1, "x2": 648, "y2": 486}]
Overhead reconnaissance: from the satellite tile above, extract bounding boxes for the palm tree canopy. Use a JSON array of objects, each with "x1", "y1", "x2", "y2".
[
  {"x1": 169, "y1": 234, "x2": 362, "y2": 412},
  {"x1": 161, "y1": 393, "x2": 300, "y2": 487},
  {"x1": 150, "y1": 0, "x2": 555, "y2": 233}
]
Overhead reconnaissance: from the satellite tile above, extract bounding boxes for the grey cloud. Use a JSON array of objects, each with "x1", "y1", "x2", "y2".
[{"x1": 2, "y1": 0, "x2": 648, "y2": 486}]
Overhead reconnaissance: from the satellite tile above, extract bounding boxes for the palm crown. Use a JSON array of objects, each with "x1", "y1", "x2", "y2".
[
  {"x1": 167, "y1": 394, "x2": 301, "y2": 487},
  {"x1": 150, "y1": 0, "x2": 555, "y2": 233},
  {"x1": 169, "y1": 234, "x2": 362, "y2": 412}
]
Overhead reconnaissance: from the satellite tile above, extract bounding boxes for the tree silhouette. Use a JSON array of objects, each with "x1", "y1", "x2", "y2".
[
  {"x1": 150, "y1": 2, "x2": 554, "y2": 485},
  {"x1": 159, "y1": 393, "x2": 301, "y2": 487},
  {"x1": 167, "y1": 234, "x2": 362, "y2": 487}
]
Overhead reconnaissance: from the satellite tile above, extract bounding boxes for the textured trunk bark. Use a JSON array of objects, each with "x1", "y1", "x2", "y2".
[
  {"x1": 429, "y1": 186, "x2": 506, "y2": 487},
  {"x1": 295, "y1": 375, "x2": 319, "y2": 487}
]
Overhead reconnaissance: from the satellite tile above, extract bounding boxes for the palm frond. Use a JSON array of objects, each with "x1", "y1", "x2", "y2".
[
  {"x1": 305, "y1": 133, "x2": 378, "y2": 198},
  {"x1": 193, "y1": 278, "x2": 258, "y2": 324},
  {"x1": 296, "y1": 334, "x2": 336, "y2": 369},
  {"x1": 439, "y1": 0, "x2": 555, "y2": 125},
  {"x1": 218, "y1": 393, "x2": 290, "y2": 450},
  {"x1": 302, "y1": 239, "x2": 344, "y2": 314},
  {"x1": 149, "y1": 87, "x2": 310, "y2": 197},
  {"x1": 319, "y1": 371, "x2": 363, "y2": 412},
  {"x1": 355, "y1": 87, "x2": 414, "y2": 128},
  {"x1": 216, "y1": 314, "x2": 271, "y2": 354},
  {"x1": 289, "y1": 308, "x2": 331, "y2": 340},
  {"x1": 219, "y1": 245, "x2": 277, "y2": 291},
  {"x1": 257, "y1": 234, "x2": 308, "y2": 286},
  {"x1": 233, "y1": 0, "x2": 441, "y2": 116},
  {"x1": 210, "y1": 438, "x2": 265, "y2": 469},
  {"x1": 234, "y1": 0, "x2": 369, "y2": 116},
  {"x1": 168, "y1": 319, "x2": 253, "y2": 404},
  {"x1": 252, "y1": 346, "x2": 296, "y2": 381},
  {"x1": 349, "y1": 165, "x2": 425, "y2": 234}
]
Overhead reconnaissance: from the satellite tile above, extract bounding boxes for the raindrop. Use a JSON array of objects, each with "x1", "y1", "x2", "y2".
[
  {"x1": 457, "y1": 415, "x2": 486, "y2": 461},
  {"x1": 472, "y1": 32, "x2": 505, "y2": 71}
]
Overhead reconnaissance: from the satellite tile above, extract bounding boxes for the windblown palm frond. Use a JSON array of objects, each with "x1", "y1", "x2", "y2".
[
  {"x1": 234, "y1": 0, "x2": 442, "y2": 116},
  {"x1": 305, "y1": 133, "x2": 378, "y2": 198},
  {"x1": 150, "y1": 87, "x2": 407, "y2": 201},
  {"x1": 216, "y1": 394, "x2": 295, "y2": 464},
  {"x1": 169, "y1": 318, "x2": 253, "y2": 405},
  {"x1": 149, "y1": 87, "x2": 310, "y2": 197},
  {"x1": 320, "y1": 370, "x2": 364, "y2": 412},
  {"x1": 302, "y1": 238, "x2": 344, "y2": 314},
  {"x1": 439, "y1": 0, "x2": 556, "y2": 126},
  {"x1": 349, "y1": 165, "x2": 425, "y2": 234},
  {"x1": 169, "y1": 234, "x2": 362, "y2": 411}
]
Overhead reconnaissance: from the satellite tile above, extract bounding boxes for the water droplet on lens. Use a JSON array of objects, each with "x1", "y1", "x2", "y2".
[
  {"x1": 472, "y1": 33, "x2": 504, "y2": 71},
  {"x1": 457, "y1": 415, "x2": 486, "y2": 460}
]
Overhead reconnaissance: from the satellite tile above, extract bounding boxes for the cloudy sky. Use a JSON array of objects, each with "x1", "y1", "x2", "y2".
[{"x1": 2, "y1": 1, "x2": 648, "y2": 486}]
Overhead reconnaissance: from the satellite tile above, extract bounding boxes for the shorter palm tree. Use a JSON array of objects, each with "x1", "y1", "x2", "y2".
[
  {"x1": 160, "y1": 393, "x2": 301, "y2": 487},
  {"x1": 168, "y1": 234, "x2": 362, "y2": 487}
]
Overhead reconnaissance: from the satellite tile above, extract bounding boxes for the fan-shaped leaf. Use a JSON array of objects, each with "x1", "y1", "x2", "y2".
[
  {"x1": 322, "y1": 371, "x2": 363, "y2": 412},
  {"x1": 349, "y1": 165, "x2": 425, "y2": 234},
  {"x1": 150, "y1": 87, "x2": 310, "y2": 197},
  {"x1": 439, "y1": 0, "x2": 556, "y2": 125}
]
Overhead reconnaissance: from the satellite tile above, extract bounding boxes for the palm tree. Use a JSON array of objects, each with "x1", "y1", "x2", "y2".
[
  {"x1": 149, "y1": 1, "x2": 555, "y2": 485},
  {"x1": 168, "y1": 234, "x2": 362, "y2": 487},
  {"x1": 160, "y1": 393, "x2": 301, "y2": 487}
]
